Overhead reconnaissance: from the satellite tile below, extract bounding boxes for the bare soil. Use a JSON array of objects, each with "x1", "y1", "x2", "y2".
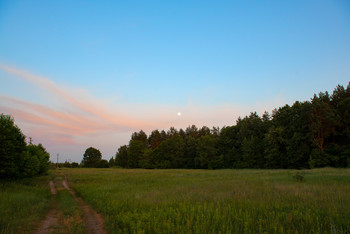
[
  {"x1": 35, "y1": 208, "x2": 58, "y2": 234},
  {"x1": 36, "y1": 175, "x2": 107, "y2": 234},
  {"x1": 49, "y1": 181, "x2": 56, "y2": 195}
]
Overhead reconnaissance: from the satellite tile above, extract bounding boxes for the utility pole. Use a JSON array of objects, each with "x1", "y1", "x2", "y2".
[{"x1": 57, "y1": 153, "x2": 59, "y2": 169}]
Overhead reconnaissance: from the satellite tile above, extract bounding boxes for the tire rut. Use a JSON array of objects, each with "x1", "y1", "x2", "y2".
[
  {"x1": 35, "y1": 181, "x2": 58, "y2": 234},
  {"x1": 62, "y1": 178, "x2": 107, "y2": 234}
]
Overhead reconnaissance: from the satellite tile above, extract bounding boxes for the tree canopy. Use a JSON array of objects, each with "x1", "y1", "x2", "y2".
[
  {"x1": 0, "y1": 114, "x2": 50, "y2": 179},
  {"x1": 82, "y1": 147, "x2": 103, "y2": 168},
  {"x1": 113, "y1": 83, "x2": 350, "y2": 169}
]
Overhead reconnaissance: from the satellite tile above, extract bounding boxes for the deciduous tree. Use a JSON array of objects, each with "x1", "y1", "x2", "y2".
[{"x1": 82, "y1": 147, "x2": 102, "y2": 167}]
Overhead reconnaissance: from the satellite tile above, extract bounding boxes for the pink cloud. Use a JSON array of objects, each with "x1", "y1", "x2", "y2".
[
  {"x1": 0, "y1": 63, "x2": 165, "y2": 161},
  {"x1": 0, "y1": 95, "x2": 111, "y2": 132},
  {"x1": 0, "y1": 106, "x2": 90, "y2": 135},
  {"x1": 0, "y1": 63, "x2": 156, "y2": 131}
]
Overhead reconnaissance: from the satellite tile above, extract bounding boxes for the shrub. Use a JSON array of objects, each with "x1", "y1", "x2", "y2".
[{"x1": 293, "y1": 172, "x2": 305, "y2": 182}]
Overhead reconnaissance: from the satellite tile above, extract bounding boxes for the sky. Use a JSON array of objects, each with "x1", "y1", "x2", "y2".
[{"x1": 1, "y1": 0, "x2": 350, "y2": 163}]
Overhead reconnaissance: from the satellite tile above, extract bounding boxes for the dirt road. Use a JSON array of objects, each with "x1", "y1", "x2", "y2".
[
  {"x1": 35, "y1": 181, "x2": 58, "y2": 234},
  {"x1": 36, "y1": 175, "x2": 106, "y2": 234},
  {"x1": 62, "y1": 178, "x2": 106, "y2": 234}
]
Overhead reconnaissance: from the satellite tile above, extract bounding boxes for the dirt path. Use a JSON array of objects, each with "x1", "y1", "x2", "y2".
[
  {"x1": 62, "y1": 178, "x2": 107, "y2": 234},
  {"x1": 49, "y1": 181, "x2": 56, "y2": 195},
  {"x1": 35, "y1": 181, "x2": 58, "y2": 234},
  {"x1": 36, "y1": 175, "x2": 107, "y2": 234}
]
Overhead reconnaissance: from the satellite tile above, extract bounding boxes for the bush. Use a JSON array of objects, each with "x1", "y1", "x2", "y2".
[
  {"x1": 96, "y1": 159, "x2": 109, "y2": 168},
  {"x1": 293, "y1": 172, "x2": 305, "y2": 182}
]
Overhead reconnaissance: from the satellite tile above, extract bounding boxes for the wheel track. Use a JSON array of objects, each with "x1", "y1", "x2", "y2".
[
  {"x1": 36, "y1": 174, "x2": 107, "y2": 234},
  {"x1": 62, "y1": 177, "x2": 107, "y2": 234},
  {"x1": 35, "y1": 181, "x2": 58, "y2": 234}
]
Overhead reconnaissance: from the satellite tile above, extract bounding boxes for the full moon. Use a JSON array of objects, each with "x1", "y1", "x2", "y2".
[{"x1": 177, "y1": 112, "x2": 181, "y2": 116}]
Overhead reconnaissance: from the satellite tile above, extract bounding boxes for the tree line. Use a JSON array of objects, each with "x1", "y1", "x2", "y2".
[
  {"x1": 109, "y1": 83, "x2": 350, "y2": 169},
  {"x1": 0, "y1": 114, "x2": 50, "y2": 179}
]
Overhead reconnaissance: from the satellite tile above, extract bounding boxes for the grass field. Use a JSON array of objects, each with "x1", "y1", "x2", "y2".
[
  {"x1": 63, "y1": 168, "x2": 350, "y2": 233},
  {"x1": 0, "y1": 172, "x2": 84, "y2": 234},
  {"x1": 0, "y1": 175, "x2": 51, "y2": 233},
  {"x1": 1, "y1": 168, "x2": 349, "y2": 233}
]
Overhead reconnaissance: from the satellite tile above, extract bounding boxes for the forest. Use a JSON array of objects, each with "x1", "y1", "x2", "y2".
[{"x1": 112, "y1": 83, "x2": 350, "y2": 169}]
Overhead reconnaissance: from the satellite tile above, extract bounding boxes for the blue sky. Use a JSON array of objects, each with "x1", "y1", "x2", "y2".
[{"x1": 1, "y1": 0, "x2": 349, "y2": 162}]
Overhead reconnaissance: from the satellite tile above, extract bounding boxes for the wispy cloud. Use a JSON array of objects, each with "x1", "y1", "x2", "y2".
[
  {"x1": 0, "y1": 64, "x2": 164, "y2": 158},
  {"x1": 0, "y1": 63, "x2": 157, "y2": 131}
]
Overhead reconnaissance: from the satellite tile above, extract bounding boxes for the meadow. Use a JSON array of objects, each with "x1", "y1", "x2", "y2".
[
  {"x1": 0, "y1": 173, "x2": 84, "y2": 234},
  {"x1": 63, "y1": 168, "x2": 350, "y2": 233},
  {"x1": 0, "y1": 175, "x2": 51, "y2": 233},
  {"x1": 0, "y1": 168, "x2": 349, "y2": 233}
]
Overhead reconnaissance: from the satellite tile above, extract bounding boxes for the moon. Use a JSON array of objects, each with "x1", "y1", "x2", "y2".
[{"x1": 177, "y1": 112, "x2": 181, "y2": 116}]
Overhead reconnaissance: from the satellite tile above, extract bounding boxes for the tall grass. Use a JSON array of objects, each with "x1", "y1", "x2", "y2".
[
  {"x1": 0, "y1": 175, "x2": 51, "y2": 233},
  {"x1": 64, "y1": 168, "x2": 350, "y2": 233}
]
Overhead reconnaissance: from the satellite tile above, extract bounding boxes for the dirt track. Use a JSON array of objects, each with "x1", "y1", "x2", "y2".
[
  {"x1": 36, "y1": 175, "x2": 106, "y2": 234},
  {"x1": 35, "y1": 181, "x2": 57, "y2": 234},
  {"x1": 62, "y1": 179, "x2": 106, "y2": 234}
]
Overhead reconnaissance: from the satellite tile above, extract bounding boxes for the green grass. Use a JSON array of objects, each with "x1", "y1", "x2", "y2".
[
  {"x1": 0, "y1": 175, "x2": 51, "y2": 233},
  {"x1": 52, "y1": 189, "x2": 83, "y2": 234},
  {"x1": 1, "y1": 169, "x2": 349, "y2": 233},
  {"x1": 50, "y1": 172, "x2": 84, "y2": 234},
  {"x1": 0, "y1": 172, "x2": 84, "y2": 234},
  {"x1": 64, "y1": 168, "x2": 350, "y2": 233}
]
